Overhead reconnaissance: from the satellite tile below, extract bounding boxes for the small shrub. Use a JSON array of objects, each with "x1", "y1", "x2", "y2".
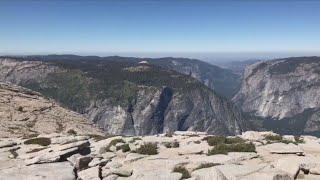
[
  {"x1": 207, "y1": 144, "x2": 229, "y2": 155},
  {"x1": 279, "y1": 139, "x2": 295, "y2": 144},
  {"x1": 163, "y1": 141, "x2": 180, "y2": 148},
  {"x1": 172, "y1": 141, "x2": 180, "y2": 148},
  {"x1": 163, "y1": 142, "x2": 172, "y2": 148},
  {"x1": 264, "y1": 135, "x2": 282, "y2": 141},
  {"x1": 264, "y1": 135, "x2": 304, "y2": 145},
  {"x1": 120, "y1": 144, "x2": 131, "y2": 152},
  {"x1": 165, "y1": 131, "x2": 173, "y2": 137},
  {"x1": 204, "y1": 136, "x2": 245, "y2": 146},
  {"x1": 194, "y1": 163, "x2": 220, "y2": 170},
  {"x1": 9, "y1": 149, "x2": 18, "y2": 158},
  {"x1": 225, "y1": 137, "x2": 245, "y2": 144},
  {"x1": 136, "y1": 143, "x2": 158, "y2": 155},
  {"x1": 18, "y1": 106, "x2": 23, "y2": 112},
  {"x1": 173, "y1": 166, "x2": 191, "y2": 179},
  {"x1": 207, "y1": 143, "x2": 256, "y2": 156},
  {"x1": 109, "y1": 138, "x2": 125, "y2": 146},
  {"x1": 129, "y1": 137, "x2": 142, "y2": 143},
  {"x1": 24, "y1": 137, "x2": 51, "y2": 146},
  {"x1": 67, "y1": 129, "x2": 77, "y2": 135},
  {"x1": 294, "y1": 136, "x2": 305, "y2": 144},
  {"x1": 203, "y1": 136, "x2": 226, "y2": 146},
  {"x1": 187, "y1": 134, "x2": 200, "y2": 137}
]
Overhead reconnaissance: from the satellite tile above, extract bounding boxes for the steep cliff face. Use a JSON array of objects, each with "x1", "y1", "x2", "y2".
[
  {"x1": 0, "y1": 82, "x2": 102, "y2": 138},
  {"x1": 233, "y1": 57, "x2": 320, "y2": 135},
  {"x1": 87, "y1": 85, "x2": 244, "y2": 136},
  {"x1": 0, "y1": 56, "x2": 247, "y2": 136},
  {"x1": 150, "y1": 58, "x2": 241, "y2": 98},
  {"x1": 0, "y1": 58, "x2": 60, "y2": 83}
]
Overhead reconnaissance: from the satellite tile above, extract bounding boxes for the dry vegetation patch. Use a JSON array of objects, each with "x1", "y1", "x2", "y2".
[{"x1": 24, "y1": 137, "x2": 51, "y2": 146}]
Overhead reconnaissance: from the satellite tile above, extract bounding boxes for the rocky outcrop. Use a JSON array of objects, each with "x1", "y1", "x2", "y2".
[
  {"x1": 87, "y1": 85, "x2": 245, "y2": 136},
  {"x1": 1, "y1": 131, "x2": 320, "y2": 180},
  {"x1": 233, "y1": 57, "x2": 320, "y2": 135},
  {"x1": 0, "y1": 82, "x2": 102, "y2": 138},
  {"x1": 0, "y1": 57, "x2": 247, "y2": 136},
  {"x1": 0, "y1": 58, "x2": 61, "y2": 84}
]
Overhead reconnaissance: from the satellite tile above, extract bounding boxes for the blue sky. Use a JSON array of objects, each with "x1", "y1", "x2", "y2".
[{"x1": 1, "y1": 0, "x2": 320, "y2": 60}]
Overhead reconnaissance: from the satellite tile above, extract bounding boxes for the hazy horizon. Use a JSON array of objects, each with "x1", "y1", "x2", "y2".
[
  {"x1": 1, "y1": 0, "x2": 320, "y2": 60},
  {"x1": 1, "y1": 51, "x2": 320, "y2": 63}
]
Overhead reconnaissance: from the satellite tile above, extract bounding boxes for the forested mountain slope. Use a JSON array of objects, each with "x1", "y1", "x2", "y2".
[{"x1": 0, "y1": 56, "x2": 247, "y2": 135}]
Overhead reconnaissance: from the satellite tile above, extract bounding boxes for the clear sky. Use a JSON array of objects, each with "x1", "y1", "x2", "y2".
[{"x1": 1, "y1": 0, "x2": 320, "y2": 60}]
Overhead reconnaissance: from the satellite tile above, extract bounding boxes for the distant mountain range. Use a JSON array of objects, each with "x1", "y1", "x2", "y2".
[
  {"x1": 10, "y1": 55, "x2": 241, "y2": 98},
  {"x1": 211, "y1": 59, "x2": 261, "y2": 75},
  {"x1": 1, "y1": 55, "x2": 320, "y2": 136},
  {"x1": 0, "y1": 55, "x2": 248, "y2": 136}
]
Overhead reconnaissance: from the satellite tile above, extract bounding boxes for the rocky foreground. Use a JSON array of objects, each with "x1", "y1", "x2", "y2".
[
  {"x1": 0, "y1": 82, "x2": 103, "y2": 138},
  {"x1": 0, "y1": 131, "x2": 320, "y2": 180}
]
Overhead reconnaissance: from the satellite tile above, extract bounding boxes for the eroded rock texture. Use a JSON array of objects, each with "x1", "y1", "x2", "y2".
[
  {"x1": 233, "y1": 57, "x2": 320, "y2": 135},
  {"x1": 0, "y1": 82, "x2": 102, "y2": 138}
]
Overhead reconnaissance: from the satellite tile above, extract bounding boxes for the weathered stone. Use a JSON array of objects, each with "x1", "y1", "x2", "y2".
[
  {"x1": 0, "y1": 141, "x2": 17, "y2": 148},
  {"x1": 105, "y1": 161, "x2": 123, "y2": 169},
  {"x1": 89, "y1": 136, "x2": 123, "y2": 154},
  {"x1": 302, "y1": 136, "x2": 319, "y2": 143},
  {"x1": 56, "y1": 140, "x2": 90, "y2": 151},
  {"x1": 111, "y1": 167, "x2": 133, "y2": 177},
  {"x1": 40, "y1": 133, "x2": 61, "y2": 139},
  {"x1": 51, "y1": 136, "x2": 88, "y2": 145},
  {"x1": 109, "y1": 145, "x2": 117, "y2": 152},
  {"x1": 310, "y1": 166, "x2": 320, "y2": 175},
  {"x1": 17, "y1": 144, "x2": 47, "y2": 155},
  {"x1": 274, "y1": 160, "x2": 299, "y2": 179},
  {"x1": 75, "y1": 156, "x2": 93, "y2": 170},
  {"x1": 283, "y1": 135, "x2": 295, "y2": 142},
  {"x1": 227, "y1": 152, "x2": 258, "y2": 162},
  {"x1": 215, "y1": 164, "x2": 269, "y2": 179},
  {"x1": 174, "y1": 131, "x2": 207, "y2": 136},
  {"x1": 115, "y1": 142, "x2": 125, "y2": 148},
  {"x1": 129, "y1": 143, "x2": 138, "y2": 152},
  {"x1": 124, "y1": 153, "x2": 147, "y2": 163},
  {"x1": 0, "y1": 82, "x2": 103, "y2": 138},
  {"x1": 128, "y1": 172, "x2": 182, "y2": 180},
  {"x1": 191, "y1": 167, "x2": 228, "y2": 180},
  {"x1": 263, "y1": 143, "x2": 304, "y2": 154},
  {"x1": 101, "y1": 152, "x2": 117, "y2": 160},
  {"x1": 67, "y1": 154, "x2": 82, "y2": 166},
  {"x1": 240, "y1": 131, "x2": 278, "y2": 141},
  {"x1": 101, "y1": 168, "x2": 113, "y2": 178},
  {"x1": 25, "y1": 147, "x2": 78, "y2": 165},
  {"x1": 89, "y1": 157, "x2": 109, "y2": 167},
  {"x1": 77, "y1": 166, "x2": 100, "y2": 180},
  {"x1": 273, "y1": 156, "x2": 320, "y2": 177},
  {"x1": 0, "y1": 162, "x2": 74, "y2": 180},
  {"x1": 102, "y1": 174, "x2": 119, "y2": 180},
  {"x1": 1, "y1": 131, "x2": 320, "y2": 180},
  {"x1": 241, "y1": 168, "x2": 292, "y2": 180}
]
